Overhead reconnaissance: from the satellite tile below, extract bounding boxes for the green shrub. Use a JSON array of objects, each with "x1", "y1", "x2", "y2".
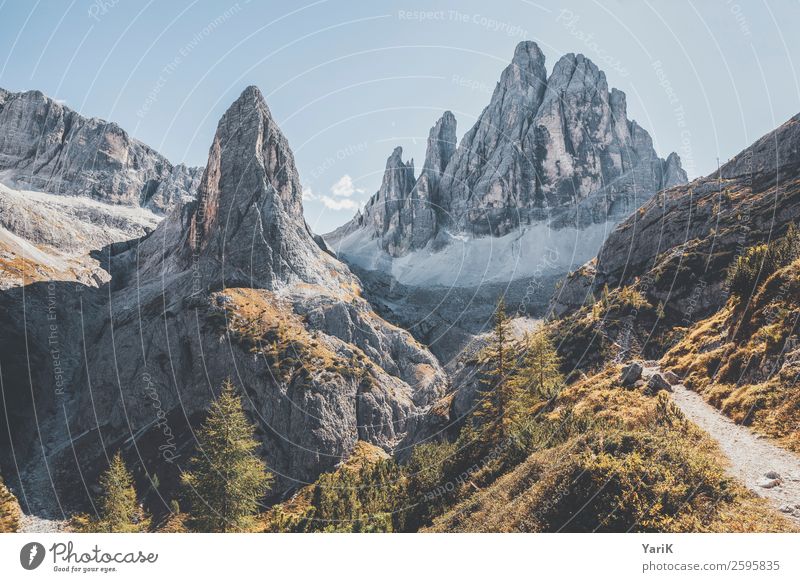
[
  {"x1": 294, "y1": 458, "x2": 405, "y2": 532},
  {"x1": 403, "y1": 441, "x2": 456, "y2": 529}
]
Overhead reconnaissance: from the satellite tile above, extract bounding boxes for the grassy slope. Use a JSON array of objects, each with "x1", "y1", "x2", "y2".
[
  {"x1": 663, "y1": 258, "x2": 800, "y2": 452},
  {"x1": 427, "y1": 366, "x2": 795, "y2": 532}
]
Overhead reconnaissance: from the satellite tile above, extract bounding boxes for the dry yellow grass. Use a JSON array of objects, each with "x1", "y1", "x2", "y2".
[
  {"x1": 0, "y1": 478, "x2": 21, "y2": 533},
  {"x1": 426, "y1": 361, "x2": 796, "y2": 533},
  {"x1": 662, "y1": 259, "x2": 800, "y2": 451},
  {"x1": 211, "y1": 287, "x2": 360, "y2": 382}
]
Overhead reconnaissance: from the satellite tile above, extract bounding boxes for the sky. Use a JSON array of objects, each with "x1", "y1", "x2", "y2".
[{"x1": 1, "y1": 0, "x2": 798, "y2": 234}]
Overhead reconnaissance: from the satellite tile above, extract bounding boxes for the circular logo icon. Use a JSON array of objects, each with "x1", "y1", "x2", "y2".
[{"x1": 20, "y1": 542, "x2": 46, "y2": 570}]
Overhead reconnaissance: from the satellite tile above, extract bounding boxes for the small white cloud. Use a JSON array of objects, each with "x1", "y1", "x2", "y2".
[
  {"x1": 320, "y1": 195, "x2": 360, "y2": 211},
  {"x1": 302, "y1": 186, "x2": 317, "y2": 201},
  {"x1": 330, "y1": 174, "x2": 363, "y2": 198}
]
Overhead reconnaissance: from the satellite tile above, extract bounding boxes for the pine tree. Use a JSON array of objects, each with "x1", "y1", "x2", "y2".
[
  {"x1": 601, "y1": 284, "x2": 611, "y2": 308},
  {"x1": 475, "y1": 297, "x2": 515, "y2": 442},
  {"x1": 404, "y1": 441, "x2": 456, "y2": 529},
  {"x1": 181, "y1": 380, "x2": 273, "y2": 532},
  {"x1": 512, "y1": 329, "x2": 563, "y2": 403},
  {"x1": 97, "y1": 451, "x2": 149, "y2": 532}
]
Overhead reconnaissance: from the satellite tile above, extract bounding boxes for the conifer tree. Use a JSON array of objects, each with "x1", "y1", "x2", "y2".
[
  {"x1": 182, "y1": 380, "x2": 273, "y2": 532},
  {"x1": 513, "y1": 329, "x2": 563, "y2": 403},
  {"x1": 475, "y1": 297, "x2": 515, "y2": 442},
  {"x1": 97, "y1": 451, "x2": 149, "y2": 532},
  {"x1": 601, "y1": 284, "x2": 611, "y2": 308}
]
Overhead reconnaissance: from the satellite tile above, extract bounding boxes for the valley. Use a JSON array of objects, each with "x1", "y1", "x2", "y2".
[{"x1": 0, "y1": 40, "x2": 797, "y2": 535}]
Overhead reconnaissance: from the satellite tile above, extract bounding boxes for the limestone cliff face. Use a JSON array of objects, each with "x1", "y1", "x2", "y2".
[
  {"x1": 0, "y1": 86, "x2": 448, "y2": 514},
  {"x1": 551, "y1": 113, "x2": 800, "y2": 318},
  {"x1": 329, "y1": 41, "x2": 686, "y2": 257},
  {"x1": 0, "y1": 88, "x2": 201, "y2": 212}
]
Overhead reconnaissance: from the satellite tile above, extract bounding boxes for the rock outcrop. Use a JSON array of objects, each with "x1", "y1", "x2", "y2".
[
  {"x1": 552, "y1": 113, "x2": 800, "y2": 318},
  {"x1": 133, "y1": 86, "x2": 356, "y2": 292},
  {"x1": 0, "y1": 86, "x2": 448, "y2": 515},
  {"x1": 328, "y1": 41, "x2": 686, "y2": 257},
  {"x1": 0, "y1": 181, "x2": 160, "y2": 290},
  {"x1": 0, "y1": 88, "x2": 201, "y2": 213},
  {"x1": 335, "y1": 111, "x2": 458, "y2": 257}
]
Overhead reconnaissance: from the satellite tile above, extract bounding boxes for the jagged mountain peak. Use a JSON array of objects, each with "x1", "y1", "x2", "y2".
[
  {"x1": 189, "y1": 84, "x2": 303, "y2": 250},
  {"x1": 136, "y1": 85, "x2": 355, "y2": 292},
  {"x1": 424, "y1": 111, "x2": 457, "y2": 174},
  {"x1": 326, "y1": 39, "x2": 688, "y2": 325},
  {"x1": 548, "y1": 52, "x2": 607, "y2": 90},
  {"x1": 498, "y1": 40, "x2": 547, "y2": 91}
]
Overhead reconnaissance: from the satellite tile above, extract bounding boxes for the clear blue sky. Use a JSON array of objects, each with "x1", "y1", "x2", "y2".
[{"x1": 1, "y1": 0, "x2": 798, "y2": 233}]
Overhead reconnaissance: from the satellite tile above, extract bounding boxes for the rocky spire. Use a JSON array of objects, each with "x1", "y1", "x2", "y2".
[
  {"x1": 422, "y1": 110, "x2": 457, "y2": 176},
  {"x1": 411, "y1": 111, "x2": 457, "y2": 248},
  {"x1": 662, "y1": 152, "x2": 688, "y2": 189},
  {"x1": 329, "y1": 41, "x2": 687, "y2": 258},
  {"x1": 361, "y1": 146, "x2": 417, "y2": 240},
  {"x1": 142, "y1": 85, "x2": 355, "y2": 291},
  {"x1": 436, "y1": 41, "x2": 548, "y2": 231},
  {"x1": 353, "y1": 110, "x2": 458, "y2": 256}
]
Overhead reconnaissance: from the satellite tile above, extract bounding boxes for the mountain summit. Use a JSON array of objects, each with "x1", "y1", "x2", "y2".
[
  {"x1": 0, "y1": 86, "x2": 447, "y2": 513},
  {"x1": 323, "y1": 41, "x2": 687, "y2": 360},
  {"x1": 137, "y1": 86, "x2": 356, "y2": 292},
  {"x1": 328, "y1": 41, "x2": 686, "y2": 265}
]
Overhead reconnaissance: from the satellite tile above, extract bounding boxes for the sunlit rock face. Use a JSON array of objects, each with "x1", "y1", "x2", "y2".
[{"x1": 0, "y1": 87, "x2": 201, "y2": 213}]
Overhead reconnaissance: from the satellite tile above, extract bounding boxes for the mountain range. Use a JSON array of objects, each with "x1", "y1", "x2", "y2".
[
  {"x1": 1, "y1": 41, "x2": 797, "y2": 529},
  {"x1": 326, "y1": 41, "x2": 686, "y2": 361}
]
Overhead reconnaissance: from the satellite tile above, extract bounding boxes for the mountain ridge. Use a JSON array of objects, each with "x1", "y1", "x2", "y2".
[
  {"x1": 0, "y1": 85, "x2": 448, "y2": 516},
  {"x1": 327, "y1": 41, "x2": 687, "y2": 260},
  {"x1": 0, "y1": 86, "x2": 202, "y2": 213}
]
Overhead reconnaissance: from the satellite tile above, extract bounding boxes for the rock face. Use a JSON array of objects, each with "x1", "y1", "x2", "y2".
[
  {"x1": 134, "y1": 86, "x2": 356, "y2": 292},
  {"x1": 0, "y1": 181, "x2": 161, "y2": 290},
  {"x1": 324, "y1": 41, "x2": 685, "y2": 362},
  {"x1": 333, "y1": 112, "x2": 457, "y2": 257},
  {"x1": 0, "y1": 88, "x2": 201, "y2": 213},
  {"x1": 0, "y1": 86, "x2": 447, "y2": 515},
  {"x1": 553, "y1": 113, "x2": 800, "y2": 318},
  {"x1": 329, "y1": 41, "x2": 686, "y2": 257}
]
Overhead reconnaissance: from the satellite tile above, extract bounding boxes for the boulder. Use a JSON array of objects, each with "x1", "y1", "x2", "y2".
[
  {"x1": 619, "y1": 362, "x2": 643, "y2": 386},
  {"x1": 646, "y1": 373, "x2": 672, "y2": 394},
  {"x1": 758, "y1": 475, "x2": 782, "y2": 489}
]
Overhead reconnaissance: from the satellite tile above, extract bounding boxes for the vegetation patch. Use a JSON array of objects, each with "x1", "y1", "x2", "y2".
[
  {"x1": 0, "y1": 476, "x2": 21, "y2": 533},
  {"x1": 663, "y1": 256, "x2": 800, "y2": 451},
  {"x1": 208, "y1": 287, "x2": 369, "y2": 385}
]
